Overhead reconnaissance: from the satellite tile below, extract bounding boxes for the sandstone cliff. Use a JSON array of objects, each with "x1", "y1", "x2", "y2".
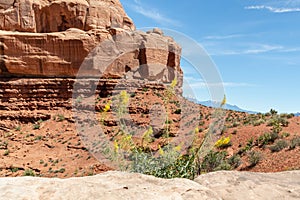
[
  {"x1": 0, "y1": 0, "x2": 183, "y2": 124},
  {"x1": 0, "y1": 0, "x2": 182, "y2": 83}
]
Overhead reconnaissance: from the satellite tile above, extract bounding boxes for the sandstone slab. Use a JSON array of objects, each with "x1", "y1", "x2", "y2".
[{"x1": 0, "y1": 171, "x2": 300, "y2": 200}]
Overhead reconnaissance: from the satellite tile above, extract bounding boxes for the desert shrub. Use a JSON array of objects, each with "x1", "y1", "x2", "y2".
[
  {"x1": 252, "y1": 119, "x2": 265, "y2": 126},
  {"x1": 199, "y1": 121, "x2": 205, "y2": 126},
  {"x1": 269, "y1": 140, "x2": 288, "y2": 152},
  {"x1": 174, "y1": 109, "x2": 181, "y2": 114},
  {"x1": 56, "y1": 114, "x2": 65, "y2": 122},
  {"x1": 15, "y1": 125, "x2": 21, "y2": 131},
  {"x1": 3, "y1": 150, "x2": 9, "y2": 156},
  {"x1": 132, "y1": 153, "x2": 196, "y2": 179},
  {"x1": 11, "y1": 167, "x2": 19, "y2": 173},
  {"x1": 32, "y1": 119, "x2": 43, "y2": 130},
  {"x1": 248, "y1": 151, "x2": 262, "y2": 167},
  {"x1": 232, "y1": 121, "x2": 240, "y2": 128},
  {"x1": 280, "y1": 113, "x2": 294, "y2": 119},
  {"x1": 227, "y1": 154, "x2": 242, "y2": 168},
  {"x1": 282, "y1": 132, "x2": 290, "y2": 138},
  {"x1": 286, "y1": 113, "x2": 295, "y2": 119},
  {"x1": 24, "y1": 169, "x2": 35, "y2": 176},
  {"x1": 238, "y1": 138, "x2": 254, "y2": 155},
  {"x1": 257, "y1": 132, "x2": 278, "y2": 147},
  {"x1": 200, "y1": 151, "x2": 228, "y2": 173},
  {"x1": 267, "y1": 116, "x2": 289, "y2": 128},
  {"x1": 214, "y1": 136, "x2": 231, "y2": 149},
  {"x1": 0, "y1": 141, "x2": 8, "y2": 149},
  {"x1": 289, "y1": 136, "x2": 300, "y2": 150}
]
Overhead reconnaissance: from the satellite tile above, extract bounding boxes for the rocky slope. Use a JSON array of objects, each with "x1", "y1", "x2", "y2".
[
  {"x1": 0, "y1": 170, "x2": 299, "y2": 200},
  {"x1": 0, "y1": 0, "x2": 185, "y2": 177}
]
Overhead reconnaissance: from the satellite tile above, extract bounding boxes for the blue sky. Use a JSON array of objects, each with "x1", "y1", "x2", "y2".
[{"x1": 120, "y1": 0, "x2": 300, "y2": 113}]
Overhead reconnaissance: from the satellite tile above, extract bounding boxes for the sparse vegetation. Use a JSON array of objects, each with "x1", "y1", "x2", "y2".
[
  {"x1": 257, "y1": 132, "x2": 278, "y2": 147},
  {"x1": 3, "y1": 149, "x2": 10, "y2": 156},
  {"x1": 289, "y1": 136, "x2": 300, "y2": 150},
  {"x1": 24, "y1": 169, "x2": 35, "y2": 176},
  {"x1": 269, "y1": 140, "x2": 288, "y2": 152},
  {"x1": 248, "y1": 151, "x2": 262, "y2": 167}
]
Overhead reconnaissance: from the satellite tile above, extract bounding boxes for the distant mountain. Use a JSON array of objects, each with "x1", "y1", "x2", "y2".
[
  {"x1": 295, "y1": 113, "x2": 300, "y2": 117},
  {"x1": 186, "y1": 98, "x2": 257, "y2": 114}
]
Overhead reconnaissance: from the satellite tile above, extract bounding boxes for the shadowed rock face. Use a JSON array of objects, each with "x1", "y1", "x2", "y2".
[{"x1": 0, "y1": 170, "x2": 299, "y2": 200}]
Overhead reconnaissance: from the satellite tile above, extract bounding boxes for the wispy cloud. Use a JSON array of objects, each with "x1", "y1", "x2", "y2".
[
  {"x1": 245, "y1": 5, "x2": 300, "y2": 13},
  {"x1": 201, "y1": 40, "x2": 300, "y2": 56},
  {"x1": 203, "y1": 34, "x2": 246, "y2": 40},
  {"x1": 184, "y1": 77, "x2": 256, "y2": 89},
  {"x1": 127, "y1": 1, "x2": 181, "y2": 26},
  {"x1": 188, "y1": 81, "x2": 256, "y2": 89},
  {"x1": 206, "y1": 43, "x2": 284, "y2": 56}
]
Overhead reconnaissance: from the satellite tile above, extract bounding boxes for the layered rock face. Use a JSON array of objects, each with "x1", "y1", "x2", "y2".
[
  {"x1": 0, "y1": 0, "x2": 182, "y2": 83},
  {"x1": 0, "y1": 0, "x2": 183, "y2": 119}
]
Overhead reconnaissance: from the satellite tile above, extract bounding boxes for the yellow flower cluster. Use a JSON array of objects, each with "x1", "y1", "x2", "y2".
[
  {"x1": 119, "y1": 90, "x2": 129, "y2": 105},
  {"x1": 214, "y1": 136, "x2": 231, "y2": 148},
  {"x1": 142, "y1": 127, "x2": 153, "y2": 144},
  {"x1": 103, "y1": 100, "x2": 111, "y2": 112},
  {"x1": 170, "y1": 77, "x2": 177, "y2": 89}
]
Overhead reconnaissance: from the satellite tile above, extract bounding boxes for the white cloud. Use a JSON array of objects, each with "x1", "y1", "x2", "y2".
[
  {"x1": 128, "y1": 2, "x2": 181, "y2": 26},
  {"x1": 203, "y1": 34, "x2": 246, "y2": 40},
  {"x1": 206, "y1": 44, "x2": 283, "y2": 56},
  {"x1": 188, "y1": 81, "x2": 256, "y2": 89},
  {"x1": 184, "y1": 77, "x2": 256, "y2": 89},
  {"x1": 245, "y1": 5, "x2": 300, "y2": 13}
]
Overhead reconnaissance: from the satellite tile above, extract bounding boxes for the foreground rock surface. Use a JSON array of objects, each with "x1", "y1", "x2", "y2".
[{"x1": 0, "y1": 170, "x2": 299, "y2": 200}]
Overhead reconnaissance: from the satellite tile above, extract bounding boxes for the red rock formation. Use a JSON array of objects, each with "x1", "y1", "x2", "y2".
[
  {"x1": 0, "y1": 0, "x2": 134, "y2": 32},
  {"x1": 0, "y1": 0, "x2": 183, "y2": 119}
]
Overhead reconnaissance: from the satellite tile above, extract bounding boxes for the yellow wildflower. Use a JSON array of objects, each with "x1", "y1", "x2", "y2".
[
  {"x1": 103, "y1": 100, "x2": 111, "y2": 112},
  {"x1": 174, "y1": 143, "x2": 182, "y2": 152},
  {"x1": 170, "y1": 77, "x2": 177, "y2": 89},
  {"x1": 221, "y1": 95, "x2": 227, "y2": 107},
  {"x1": 214, "y1": 136, "x2": 231, "y2": 148},
  {"x1": 158, "y1": 145, "x2": 164, "y2": 156},
  {"x1": 113, "y1": 140, "x2": 119, "y2": 153},
  {"x1": 142, "y1": 127, "x2": 153, "y2": 144},
  {"x1": 120, "y1": 91, "x2": 129, "y2": 105}
]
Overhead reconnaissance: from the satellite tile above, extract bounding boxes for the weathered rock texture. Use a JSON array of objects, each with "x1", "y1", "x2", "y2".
[
  {"x1": 0, "y1": 170, "x2": 299, "y2": 200},
  {"x1": 0, "y1": 0, "x2": 134, "y2": 32},
  {"x1": 0, "y1": 0, "x2": 183, "y2": 122},
  {"x1": 0, "y1": 0, "x2": 182, "y2": 84},
  {"x1": 0, "y1": 78, "x2": 166, "y2": 122}
]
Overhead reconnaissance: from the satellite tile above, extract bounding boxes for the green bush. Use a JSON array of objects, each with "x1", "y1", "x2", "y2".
[
  {"x1": 252, "y1": 119, "x2": 265, "y2": 126},
  {"x1": 289, "y1": 136, "x2": 300, "y2": 150},
  {"x1": 174, "y1": 109, "x2": 181, "y2": 114},
  {"x1": 269, "y1": 140, "x2": 288, "y2": 152},
  {"x1": 248, "y1": 151, "x2": 262, "y2": 167},
  {"x1": 238, "y1": 138, "x2": 254, "y2": 155},
  {"x1": 227, "y1": 154, "x2": 242, "y2": 168},
  {"x1": 24, "y1": 169, "x2": 35, "y2": 176},
  {"x1": 200, "y1": 151, "x2": 228, "y2": 173},
  {"x1": 257, "y1": 132, "x2": 278, "y2": 147}
]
